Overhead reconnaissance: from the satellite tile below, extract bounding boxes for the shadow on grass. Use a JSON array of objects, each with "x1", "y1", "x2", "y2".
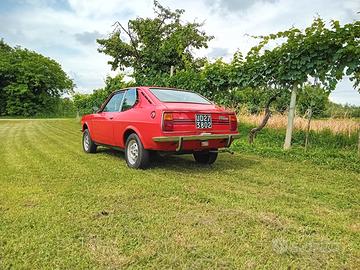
[
  {"x1": 96, "y1": 147, "x2": 125, "y2": 158},
  {"x1": 96, "y1": 147, "x2": 258, "y2": 173}
]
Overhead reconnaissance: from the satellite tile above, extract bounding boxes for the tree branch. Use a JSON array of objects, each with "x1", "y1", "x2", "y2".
[
  {"x1": 248, "y1": 93, "x2": 280, "y2": 144},
  {"x1": 113, "y1": 21, "x2": 141, "y2": 60}
]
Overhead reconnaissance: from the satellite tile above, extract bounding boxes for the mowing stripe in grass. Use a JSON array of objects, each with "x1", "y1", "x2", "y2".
[{"x1": 0, "y1": 119, "x2": 359, "y2": 269}]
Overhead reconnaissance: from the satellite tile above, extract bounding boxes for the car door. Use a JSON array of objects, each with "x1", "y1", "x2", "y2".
[
  {"x1": 91, "y1": 91, "x2": 125, "y2": 145},
  {"x1": 112, "y1": 88, "x2": 138, "y2": 147}
]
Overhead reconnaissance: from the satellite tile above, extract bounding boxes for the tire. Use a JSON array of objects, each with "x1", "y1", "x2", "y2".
[
  {"x1": 193, "y1": 150, "x2": 218, "y2": 165},
  {"x1": 125, "y1": 133, "x2": 150, "y2": 169},
  {"x1": 82, "y1": 129, "x2": 97, "y2": 153}
]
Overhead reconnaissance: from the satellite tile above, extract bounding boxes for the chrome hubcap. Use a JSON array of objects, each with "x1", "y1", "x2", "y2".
[
  {"x1": 84, "y1": 132, "x2": 90, "y2": 151},
  {"x1": 127, "y1": 139, "x2": 139, "y2": 165}
]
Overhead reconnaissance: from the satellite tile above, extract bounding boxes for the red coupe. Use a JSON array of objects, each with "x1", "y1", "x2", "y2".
[{"x1": 81, "y1": 87, "x2": 240, "y2": 168}]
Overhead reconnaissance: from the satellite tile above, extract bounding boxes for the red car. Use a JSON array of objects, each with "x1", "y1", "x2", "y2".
[{"x1": 81, "y1": 87, "x2": 240, "y2": 169}]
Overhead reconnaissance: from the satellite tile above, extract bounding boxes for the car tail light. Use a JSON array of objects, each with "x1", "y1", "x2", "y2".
[
  {"x1": 163, "y1": 112, "x2": 173, "y2": 131},
  {"x1": 230, "y1": 114, "x2": 238, "y2": 131}
]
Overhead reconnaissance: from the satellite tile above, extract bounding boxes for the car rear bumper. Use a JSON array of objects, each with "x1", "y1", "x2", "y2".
[{"x1": 153, "y1": 133, "x2": 240, "y2": 151}]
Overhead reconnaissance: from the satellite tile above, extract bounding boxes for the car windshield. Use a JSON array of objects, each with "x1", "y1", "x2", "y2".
[{"x1": 149, "y1": 88, "x2": 211, "y2": 104}]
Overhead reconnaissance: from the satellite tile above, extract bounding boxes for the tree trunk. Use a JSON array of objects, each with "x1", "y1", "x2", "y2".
[
  {"x1": 170, "y1": 66, "x2": 174, "y2": 77},
  {"x1": 248, "y1": 94, "x2": 278, "y2": 144},
  {"x1": 304, "y1": 108, "x2": 312, "y2": 151},
  {"x1": 284, "y1": 84, "x2": 298, "y2": 150}
]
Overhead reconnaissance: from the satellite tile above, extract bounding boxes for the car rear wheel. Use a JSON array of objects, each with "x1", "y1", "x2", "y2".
[
  {"x1": 82, "y1": 129, "x2": 97, "y2": 153},
  {"x1": 125, "y1": 134, "x2": 150, "y2": 169},
  {"x1": 193, "y1": 150, "x2": 218, "y2": 165}
]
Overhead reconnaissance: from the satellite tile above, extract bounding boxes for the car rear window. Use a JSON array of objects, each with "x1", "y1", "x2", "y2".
[{"x1": 149, "y1": 88, "x2": 211, "y2": 104}]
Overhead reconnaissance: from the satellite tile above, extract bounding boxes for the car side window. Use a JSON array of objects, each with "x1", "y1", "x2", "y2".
[
  {"x1": 103, "y1": 92, "x2": 125, "y2": 112},
  {"x1": 121, "y1": 88, "x2": 137, "y2": 112}
]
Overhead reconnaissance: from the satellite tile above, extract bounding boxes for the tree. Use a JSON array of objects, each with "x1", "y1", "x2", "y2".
[
  {"x1": 0, "y1": 40, "x2": 74, "y2": 116},
  {"x1": 0, "y1": 39, "x2": 13, "y2": 115},
  {"x1": 297, "y1": 84, "x2": 329, "y2": 117},
  {"x1": 232, "y1": 18, "x2": 360, "y2": 148},
  {"x1": 325, "y1": 102, "x2": 360, "y2": 118},
  {"x1": 297, "y1": 84, "x2": 329, "y2": 149},
  {"x1": 230, "y1": 48, "x2": 287, "y2": 143},
  {"x1": 97, "y1": 0, "x2": 213, "y2": 84},
  {"x1": 73, "y1": 74, "x2": 132, "y2": 115},
  {"x1": 201, "y1": 59, "x2": 232, "y2": 105}
]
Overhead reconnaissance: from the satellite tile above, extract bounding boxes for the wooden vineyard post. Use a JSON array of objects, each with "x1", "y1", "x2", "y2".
[
  {"x1": 284, "y1": 84, "x2": 298, "y2": 150},
  {"x1": 305, "y1": 108, "x2": 312, "y2": 151}
]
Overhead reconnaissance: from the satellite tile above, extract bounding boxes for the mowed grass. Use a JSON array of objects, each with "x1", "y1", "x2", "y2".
[{"x1": 0, "y1": 119, "x2": 359, "y2": 269}]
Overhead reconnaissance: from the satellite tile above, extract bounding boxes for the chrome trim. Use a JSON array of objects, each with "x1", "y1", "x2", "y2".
[
  {"x1": 153, "y1": 134, "x2": 240, "y2": 151},
  {"x1": 176, "y1": 137, "x2": 184, "y2": 151},
  {"x1": 226, "y1": 135, "x2": 232, "y2": 147}
]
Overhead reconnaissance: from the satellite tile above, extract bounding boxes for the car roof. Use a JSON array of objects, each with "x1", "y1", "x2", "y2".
[{"x1": 110, "y1": 86, "x2": 199, "y2": 96}]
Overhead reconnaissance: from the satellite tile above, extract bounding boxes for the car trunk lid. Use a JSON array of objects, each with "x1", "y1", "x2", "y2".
[{"x1": 161, "y1": 103, "x2": 236, "y2": 133}]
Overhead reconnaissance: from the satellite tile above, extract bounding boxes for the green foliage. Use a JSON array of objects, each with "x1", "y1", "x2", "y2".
[
  {"x1": 296, "y1": 84, "x2": 329, "y2": 117},
  {"x1": 0, "y1": 39, "x2": 74, "y2": 116},
  {"x1": 97, "y1": 12, "x2": 360, "y2": 121},
  {"x1": 94, "y1": 1, "x2": 360, "y2": 129},
  {"x1": 232, "y1": 87, "x2": 290, "y2": 114},
  {"x1": 325, "y1": 102, "x2": 360, "y2": 118},
  {"x1": 97, "y1": 1, "x2": 213, "y2": 83},
  {"x1": 232, "y1": 87, "x2": 267, "y2": 114},
  {"x1": 52, "y1": 98, "x2": 77, "y2": 118},
  {"x1": 73, "y1": 74, "x2": 133, "y2": 115},
  {"x1": 2, "y1": 15, "x2": 359, "y2": 120},
  {"x1": 236, "y1": 18, "x2": 360, "y2": 92},
  {"x1": 200, "y1": 60, "x2": 232, "y2": 105}
]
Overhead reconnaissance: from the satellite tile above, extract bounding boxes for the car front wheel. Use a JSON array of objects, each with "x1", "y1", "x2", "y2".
[
  {"x1": 82, "y1": 129, "x2": 97, "y2": 153},
  {"x1": 125, "y1": 133, "x2": 150, "y2": 169},
  {"x1": 193, "y1": 150, "x2": 218, "y2": 165}
]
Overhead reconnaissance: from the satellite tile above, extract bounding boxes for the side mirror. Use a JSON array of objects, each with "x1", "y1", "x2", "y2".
[{"x1": 92, "y1": 106, "x2": 99, "y2": 113}]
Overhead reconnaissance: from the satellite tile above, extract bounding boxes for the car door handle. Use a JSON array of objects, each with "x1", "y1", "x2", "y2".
[{"x1": 109, "y1": 117, "x2": 113, "y2": 120}]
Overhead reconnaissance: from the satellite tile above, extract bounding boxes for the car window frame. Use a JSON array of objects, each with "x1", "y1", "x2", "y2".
[
  {"x1": 101, "y1": 91, "x2": 126, "y2": 113},
  {"x1": 148, "y1": 87, "x2": 212, "y2": 105},
  {"x1": 121, "y1": 88, "x2": 138, "y2": 112},
  {"x1": 98, "y1": 88, "x2": 138, "y2": 113}
]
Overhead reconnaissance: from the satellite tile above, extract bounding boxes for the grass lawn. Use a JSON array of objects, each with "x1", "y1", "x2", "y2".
[{"x1": 0, "y1": 119, "x2": 359, "y2": 269}]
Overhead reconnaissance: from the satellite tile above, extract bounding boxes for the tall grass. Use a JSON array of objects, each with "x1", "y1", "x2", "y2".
[
  {"x1": 233, "y1": 122, "x2": 359, "y2": 172},
  {"x1": 239, "y1": 113, "x2": 359, "y2": 135},
  {"x1": 236, "y1": 110, "x2": 360, "y2": 172}
]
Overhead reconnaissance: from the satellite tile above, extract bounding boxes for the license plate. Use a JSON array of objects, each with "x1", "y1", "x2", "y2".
[{"x1": 195, "y1": 114, "x2": 212, "y2": 129}]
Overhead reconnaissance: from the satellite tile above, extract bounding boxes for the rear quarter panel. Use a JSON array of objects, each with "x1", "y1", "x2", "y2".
[{"x1": 113, "y1": 108, "x2": 163, "y2": 149}]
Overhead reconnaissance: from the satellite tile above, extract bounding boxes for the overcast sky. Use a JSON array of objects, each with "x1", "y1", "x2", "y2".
[{"x1": 1, "y1": 0, "x2": 359, "y2": 105}]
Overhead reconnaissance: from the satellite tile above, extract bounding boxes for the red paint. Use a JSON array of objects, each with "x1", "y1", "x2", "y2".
[{"x1": 81, "y1": 87, "x2": 239, "y2": 151}]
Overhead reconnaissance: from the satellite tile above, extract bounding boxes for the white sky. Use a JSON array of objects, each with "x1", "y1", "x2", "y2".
[{"x1": 0, "y1": 0, "x2": 359, "y2": 105}]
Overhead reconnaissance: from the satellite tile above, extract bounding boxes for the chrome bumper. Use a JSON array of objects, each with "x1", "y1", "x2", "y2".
[{"x1": 153, "y1": 134, "x2": 240, "y2": 151}]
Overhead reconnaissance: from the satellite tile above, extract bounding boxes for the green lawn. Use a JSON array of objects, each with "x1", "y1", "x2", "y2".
[{"x1": 0, "y1": 119, "x2": 359, "y2": 269}]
